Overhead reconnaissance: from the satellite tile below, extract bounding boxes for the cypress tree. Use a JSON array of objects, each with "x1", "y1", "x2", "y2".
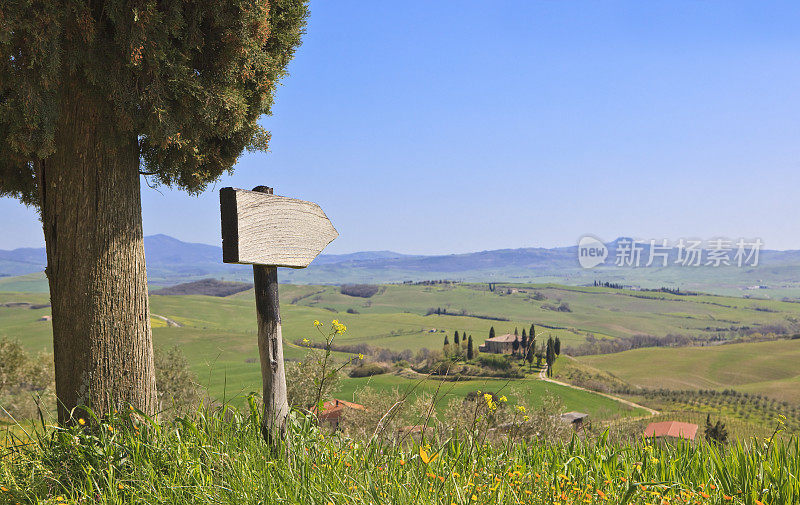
[
  {"x1": 512, "y1": 336, "x2": 520, "y2": 355},
  {"x1": 521, "y1": 328, "x2": 527, "y2": 350},
  {"x1": 454, "y1": 331, "x2": 460, "y2": 345},
  {"x1": 467, "y1": 335, "x2": 474, "y2": 360},
  {"x1": 526, "y1": 342, "x2": 534, "y2": 369},
  {"x1": 554, "y1": 337, "x2": 561, "y2": 355},
  {"x1": 489, "y1": 326, "x2": 495, "y2": 339},
  {"x1": 0, "y1": 0, "x2": 308, "y2": 425},
  {"x1": 546, "y1": 336, "x2": 555, "y2": 377}
]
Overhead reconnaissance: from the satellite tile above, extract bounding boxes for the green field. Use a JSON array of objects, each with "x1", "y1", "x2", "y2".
[
  {"x1": 4, "y1": 281, "x2": 800, "y2": 427},
  {"x1": 579, "y1": 339, "x2": 800, "y2": 403}
]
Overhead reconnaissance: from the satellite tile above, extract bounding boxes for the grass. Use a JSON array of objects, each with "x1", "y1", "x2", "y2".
[
  {"x1": 1, "y1": 405, "x2": 797, "y2": 505},
  {"x1": 336, "y1": 373, "x2": 646, "y2": 421}
]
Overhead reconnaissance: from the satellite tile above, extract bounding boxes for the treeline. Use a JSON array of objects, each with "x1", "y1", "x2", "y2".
[
  {"x1": 564, "y1": 333, "x2": 698, "y2": 356},
  {"x1": 425, "y1": 307, "x2": 510, "y2": 321},
  {"x1": 642, "y1": 287, "x2": 699, "y2": 296},
  {"x1": 401, "y1": 280, "x2": 460, "y2": 286},
  {"x1": 340, "y1": 284, "x2": 380, "y2": 298},
  {"x1": 593, "y1": 281, "x2": 624, "y2": 289}
]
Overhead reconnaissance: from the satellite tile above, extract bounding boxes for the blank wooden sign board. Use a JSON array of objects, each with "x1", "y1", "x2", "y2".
[
  {"x1": 220, "y1": 187, "x2": 338, "y2": 267},
  {"x1": 220, "y1": 186, "x2": 338, "y2": 442}
]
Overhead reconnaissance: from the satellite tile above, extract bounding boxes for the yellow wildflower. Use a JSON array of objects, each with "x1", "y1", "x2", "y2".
[{"x1": 420, "y1": 447, "x2": 438, "y2": 464}]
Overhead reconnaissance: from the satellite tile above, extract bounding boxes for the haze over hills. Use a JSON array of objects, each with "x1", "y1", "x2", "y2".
[{"x1": 2, "y1": 234, "x2": 800, "y2": 296}]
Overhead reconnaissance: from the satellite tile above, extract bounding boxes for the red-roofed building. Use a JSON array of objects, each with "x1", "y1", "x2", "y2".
[
  {"x1": 312, "y1": 399, "x2": 366, "y2": 427},
  {"x1": 643, "y1": 421, "x2": 698, "y2": 441}
]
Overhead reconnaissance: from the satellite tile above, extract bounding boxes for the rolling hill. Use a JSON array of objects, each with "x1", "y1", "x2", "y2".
[{"x1": 4, "y1": 235, "x2": 800, "y2": 296}]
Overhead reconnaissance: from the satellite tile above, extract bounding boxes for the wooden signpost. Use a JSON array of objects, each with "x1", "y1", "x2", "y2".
[{"x1": 220, "y1": 186, "x2": 338, "y2": 442}]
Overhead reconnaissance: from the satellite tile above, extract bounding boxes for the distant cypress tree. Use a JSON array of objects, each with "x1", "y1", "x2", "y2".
[
  {"x1": 467, "y1": 335, "x2": 474, "y2": 360},
  {"x1": 529, "y1": 324, "x2": 535, "y2": 339},
  {"x1": 489, "y1": 327, "x2": 495, "y2": 339},
  {"x1": 705, "y1": 414, "x2": 729, "y2": 445},
  {"x1": 554, "y1": 337, "x2": 561, "y2": 356},
  {"x1": 526, "y1": 342, "x2": 534, "y2": 369},
  {"x1": 512, "y1": 337, "x2": 520, "y2": 355},
  {"x1": 514, "y1": 327, "x2": 519, "y2": 336},
  {"x1": 454, "y1": 331, "x2": 460, "y2": 345},
  {"x1": 521, "y1": 329, "x2": 527, "y2": 350},
  {"x1": 443, "y1": 335, "x2": 450, "y2": 356},
  {"x1": 545, "y1": 336, "x2": 555, "y2": 377}
]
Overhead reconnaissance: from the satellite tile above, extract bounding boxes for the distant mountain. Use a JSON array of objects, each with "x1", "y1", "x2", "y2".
[{"x1": 3, "y1": 235, "x2": 800, "y2": 294}]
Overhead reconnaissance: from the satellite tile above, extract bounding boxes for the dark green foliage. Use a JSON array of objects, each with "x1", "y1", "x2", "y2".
[
  {"x1": 467, "y1": 335, "x2": 474, "y2": 360},
  {"x1": 454, "y1": 331, "x2": 460, "y2": 345},
  {"x1": 348, "y1": 362, "x2": 387, "y2": 378},
  {"x1": 478, "y1": 354, "x2": 511, "y2": 371},
  {"x1": 154, "y1": 279, "x2": 252, "y2": 297},
  {"x1": 554, "y1": 337, "x2": 561, "y2": 356},
  {"x1": 489, "y1": 326, "x2": 495, "y2": 339},
  {"x1": 0, "y1": 0, "x2": 309, "y2": 203},
  {"x1": 705, "y1": 414, "x2": 729, "y2": 445},
  {"x1": 545, "y1": 337, "x2": 556, "y2": 377},
  {"x1": 340, "y1": 285, "x2": 380, "y2": 298}
]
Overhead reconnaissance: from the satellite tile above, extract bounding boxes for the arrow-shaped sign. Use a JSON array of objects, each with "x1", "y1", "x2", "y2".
[{"x1": 220, "y1": 187, "x2": 338, "y2": 268}]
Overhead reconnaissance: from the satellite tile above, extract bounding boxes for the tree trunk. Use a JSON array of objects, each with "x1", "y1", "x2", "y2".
[{"x1": 39, "y1": 86, "x2": 157, "y2": 424}]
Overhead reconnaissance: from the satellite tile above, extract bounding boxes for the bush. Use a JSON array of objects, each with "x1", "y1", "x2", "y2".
[
  {"x1": 286, "y1": 350, "x2": 341, "y2": 410},
  {"x1": 478, "y1": 354, "x2": 511, "y2": 371},
  {"x1": 154, "y1": 346, "x2": 200, "y2": 415},
  {"x1": 349, "y1": 363, "x2": 387, "y2": 378},
  {"x1": 340, "y1": 284, "x2": 380, "y2": 298},
  {"x1": 0, "y1": 338, "x2": 54, "y2": 420}
]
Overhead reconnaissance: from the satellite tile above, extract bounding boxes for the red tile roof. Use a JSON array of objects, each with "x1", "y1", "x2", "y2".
[
  {"x1": 312, "y1": 399, "x2": 366, "y2": 422},
  {"x1": 643, "y1": 421, "x2": 698, "y2": 441}
]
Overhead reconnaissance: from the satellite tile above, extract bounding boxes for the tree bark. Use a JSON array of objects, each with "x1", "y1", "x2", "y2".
[{"x1": 39, "y1": 85, "x2": 157, "y2": 424}]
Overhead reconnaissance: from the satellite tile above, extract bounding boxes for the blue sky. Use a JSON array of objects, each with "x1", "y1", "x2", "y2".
[{"x1": 4, "y1": 1, "x2": 800, "y2": 254}]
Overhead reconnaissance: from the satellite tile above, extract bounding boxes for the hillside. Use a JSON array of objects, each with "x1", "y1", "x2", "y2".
[{"x1": 579, "y1": 339, "x2": 800, "y2": 403}]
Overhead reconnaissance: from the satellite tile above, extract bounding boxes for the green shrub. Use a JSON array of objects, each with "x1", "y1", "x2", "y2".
[
  {"x1": 478, "y1": 354, "x2": 511, "y2": 371},
  {"x1": 348, "y1": 363, "x2": 387, "y2": 378}
]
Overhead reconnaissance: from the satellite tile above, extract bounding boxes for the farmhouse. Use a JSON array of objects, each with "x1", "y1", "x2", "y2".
[
  {"x1": 643, "y1": 421, "x2": 698, "y2": 441},
  {"x1": 312, "y1": 399, "x2": 366, "y2": 428},
  {"x1": 478, "y1": 333, "x2": 519, "y2": 354}
]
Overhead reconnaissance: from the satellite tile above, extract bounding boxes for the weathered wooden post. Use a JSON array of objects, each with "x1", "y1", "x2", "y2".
[{"x1": 220, "y1": 186, "x2": 337, "y2": 443}]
